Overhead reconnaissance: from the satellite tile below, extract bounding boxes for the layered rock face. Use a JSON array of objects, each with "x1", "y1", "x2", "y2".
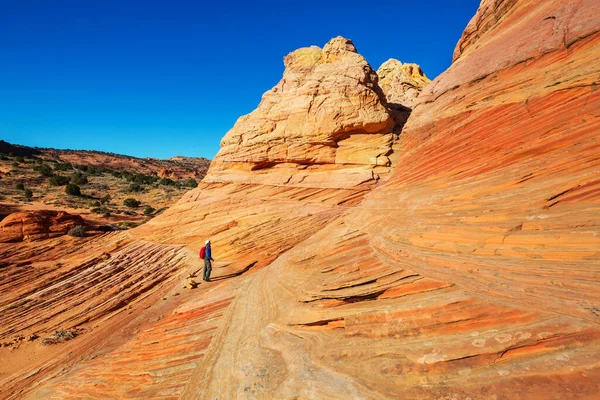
[
  {"x1": 0, "y1": 210, "x2": 86, "y2": 242},
  {"x1": 208, "y1": 36, "x2": 396, "y2": 189},
  {"x1": 2, "y1": 1, "x2": 600, "y2": 398},
  {"x1": 0, "y1": 37, "x2": 418, "y2": 399}
]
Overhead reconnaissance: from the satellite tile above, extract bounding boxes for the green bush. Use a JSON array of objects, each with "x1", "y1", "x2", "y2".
[
  {"x1": 16, "y1": 156, "x2": 25, "y2": 163},
  {"x1": 123, "y1": 198, "x2": 141, "y2": 208},
  {"x1": 89, "y1": 200, "x2": 101, "y2": 207},
  {"x1": 34, "y1": 164, "x2": 53, "y2": 177},
  {"x1": 184, "y1": 178, "x2": 198, "y2": 188},
  {"x1": 24, "y1": 189, "x2": 33, "y2": 200},
  {"x1": 65, "y1": 184, "x2": 81, "y2": 196},
  {"x1": 49, "y1": 175, "x2": 70, "y2": 186},
  {"x1": 70, "y1": 172, "x2": 88, "y2": 185},
  {"x1": 91, "y1": 206, "x2": 110, "y2": 215},
  {"x1": 68, "y1": 225, "x2": 86, "y2": 237},
  {"x1": 100, "y1": 194, "x2": 111, "y2": 204},
  {"x1": 16, "y1": 183, "x2": 25, "y2": 190},
  {"x1": 54, "y1": 162, "x2": 73, "y2": 171},
  {"x1": 0, "y1": 155, "x2": 8, "y2": 160},
  {"x1": 143, "y1": 206, "x2": 155, "y2": 216},
  {"x1": 128, "y1": 183, "x2": 143, "y2": 192},
  {"x1": 158, "y1": 177, "x2": 178, "y2": 186}
]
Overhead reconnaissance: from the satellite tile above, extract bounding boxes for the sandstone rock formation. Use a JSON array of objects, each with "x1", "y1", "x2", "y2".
[
  {"x1": 1, "y1": 1, "x2": 600, "y2": 398},
  {"x1": 209, "y1": 36, "x2": 396, "y2": 189},
  {"x1": 377, "y1": 58, "x2": 430, "y2": 109},
  {"x1": 0, "y1": 210, "x2": 86, "y2": 242}
]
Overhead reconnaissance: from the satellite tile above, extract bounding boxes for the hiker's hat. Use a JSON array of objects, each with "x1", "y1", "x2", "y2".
[{"x1": 205, "y1": 239, "x2": 210, "y2": 244}]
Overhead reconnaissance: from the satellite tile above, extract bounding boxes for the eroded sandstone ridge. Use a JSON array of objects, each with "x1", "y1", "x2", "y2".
[{"x1": 1, "y1": 0, "x2": 599, "y2": 398}]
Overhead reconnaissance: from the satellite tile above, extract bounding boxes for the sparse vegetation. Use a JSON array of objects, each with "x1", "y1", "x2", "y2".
[
  {"x1": 54, "y1": 162, "x2": 73, "y2": 171},
  {"x1": 68, "y1": 225, "x2": 87, "y2": 237},
  {"x1": 128, "y1": 183, "x2": 143, "y2": 192},
  {"x1": 49, "y1": 175, "x2": 70, "y2": 186},
  {"x1": 70, "y1": 172, "x2": 88, "y2": 185},
  {"x1": 0, "y1": 141, "x2": 210, "y2": 229},
  {"x1": 185, "y1": 178, "x2": 198, "y2": 188},
  {"x1": 124, "y1": 198, "x2": 141, "y2": 208},
  {"x1": 159, "y1": 177, "x2": 178, "y2": 186},
  {"x1": 33, "y1": 164, "x2": 53, "y2": 177},
  {"x1": 100, "y1": 194, "x2": 111, "y2": 204},
  {"x1": 65, "y1": 184, "x2": 81, "y2": 196},
  {"x1": 24, "y1": 189, "x2": 33, "y2": 200}
]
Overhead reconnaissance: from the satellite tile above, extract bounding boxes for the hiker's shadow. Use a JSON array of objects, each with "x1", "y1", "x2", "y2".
[{"x1": 211, "y1": 261, "x2": 257, "y2": 281}]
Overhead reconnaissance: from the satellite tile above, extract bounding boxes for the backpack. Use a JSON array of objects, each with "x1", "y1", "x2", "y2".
[{"x1": 199, "y1": 246, "x2": 206, "y2": 259}]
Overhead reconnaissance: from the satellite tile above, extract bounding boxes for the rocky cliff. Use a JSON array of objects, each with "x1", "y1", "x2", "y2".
[{"x1": 1, "y1": 0, "x2": 599, "y2": 398}]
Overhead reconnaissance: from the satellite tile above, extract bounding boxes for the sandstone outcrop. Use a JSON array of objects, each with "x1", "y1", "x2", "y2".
[
  {"x1": 209, "y1": 36, "x2": 396, "y2": 189},
  {"x1": 0, "y1": 210, "x2": 86, "y2": 242},
  {"x1": 2, "y1": 1, "x2": 599, "y2": 398},
  {"x1": 377, "y1": 58, "x2": 430, "y2": 109}
]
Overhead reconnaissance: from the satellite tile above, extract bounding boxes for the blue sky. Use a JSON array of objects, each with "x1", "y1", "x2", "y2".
[{"x1": 0, "y1": 0, "x2": 480, "y2": 159}]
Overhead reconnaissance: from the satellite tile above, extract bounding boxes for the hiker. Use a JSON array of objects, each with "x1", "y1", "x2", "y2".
[{"x1": 201, "y1": 239, "x2": 214, "y2": 282}]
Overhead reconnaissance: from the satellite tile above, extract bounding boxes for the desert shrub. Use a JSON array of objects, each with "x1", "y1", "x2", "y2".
[
  {"x1": 49, "y1": 175, "x2": 70, "y2": 186},
  {"x1": 54, "y1": 162, "x2": 73, "y2": 171},
  {"x1": 100, "y1": 194, "x2": 111, "y2": 204},
  {"x1": 143, "y1": 206, "x2": 155, "y2": 216},
  {"x1": 15, "y1": 183, "x2": 25, "y2": 190},
  {"x1": 91, "y1": 206, "x2": 109, "y2": 214},
  {"x1": 12, "y1": 162, "x2": 19, "y2": 167},
  {"x1": 24, "y1": 189, "x2": 33, "y2": 200},
  {"x1": 89, "y1": 200, "x2": 101, "y2": 207},
  {"x1": 128, "y1": 183, "x2": 143, "y2": 192},
  {"x1": 65, "y1": 184, "x2": 81, "y2": 196},
  {"x1": 184, "y1": 178, "x2": 198, "y2": 188},
  {"x1": 34, "y1": 164, "x2": 53, "y2": 177},
  {"x1": 70, "y1": 172, "x2": 88, "y2": 185},
  {"x1": 158, "y1": 177, "x2": 178, "y2": 186},
  {"x1": 16, "y1": 156, "x2": 25, "y2": 163},
  {"x1": 0, "y1": 155, "x2": 8, "y2": 160},
  {"x1": 68, "y1": 225, "x2": 86, "y2": 237},
  {"x1": 121, "y1": 171, "x2": 134, "y2": 181},
  {"x1": 123, "y1": 198, "x2": 141, "y2": 208}
]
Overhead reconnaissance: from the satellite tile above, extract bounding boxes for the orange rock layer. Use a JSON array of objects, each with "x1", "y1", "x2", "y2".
[{"x1": 1, "y1": 1, "x2": 599, "y2": 399}]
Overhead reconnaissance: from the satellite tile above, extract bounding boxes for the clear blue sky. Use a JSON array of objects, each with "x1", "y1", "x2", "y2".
[{"x1": 0, "y1": 0, "x2": 480, "y2": 159}]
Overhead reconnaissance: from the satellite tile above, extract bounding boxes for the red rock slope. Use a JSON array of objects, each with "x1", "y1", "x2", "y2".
[
  {"x1": 2, "y1": 0, "x2": 599, "y2": 398},
  {"x1": 0, "y1": 37, "x2": 418, "y2": 398}
]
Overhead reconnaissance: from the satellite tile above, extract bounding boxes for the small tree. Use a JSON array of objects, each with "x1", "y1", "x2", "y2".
[
  {"x1": 15, "y1": 183, "x2": 25, "y2": 190},
  {"x1": 24, "y1": 189, "x2": 33, "y2": 200},
  {"x1": 124, "y1": 198, "x2": 141, "y2": 208},
  {"x1": 65, "y1": 184, "x2": 81, "y2": 196}
]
